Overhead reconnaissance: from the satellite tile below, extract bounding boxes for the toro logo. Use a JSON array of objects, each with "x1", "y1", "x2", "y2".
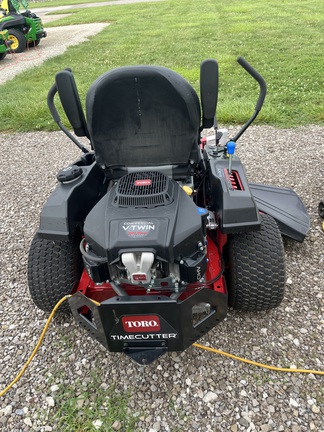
[
  {"x1": 122, "y1": 315, "x2": 161, "y2": 333},
  {"x1": 134, "y1": 179, "x2": 152, "y2": 186}
]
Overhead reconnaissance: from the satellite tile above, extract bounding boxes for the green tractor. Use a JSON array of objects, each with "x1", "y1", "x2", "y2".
[
  {"x1": 0, "y1": 29, "x2": 12, "y2": 60},
  {"x1": 0, "y1": 0, "x2": 46, "y2": 53}
]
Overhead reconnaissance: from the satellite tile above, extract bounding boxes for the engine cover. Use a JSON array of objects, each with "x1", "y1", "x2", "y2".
[{"x1": 83, "y1": 172, "x2": 207, "y2": 282}]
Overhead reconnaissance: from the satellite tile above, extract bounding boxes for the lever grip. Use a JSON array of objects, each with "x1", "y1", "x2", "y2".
[
  {"x1": 237, "y1": 56, "x2": 267, "y2": 111},
  {"x1": 47, "y1": 83, "x2": 60, "y2": 123}
]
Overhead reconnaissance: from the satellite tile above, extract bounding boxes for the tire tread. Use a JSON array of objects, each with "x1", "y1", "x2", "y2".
[
  {"x1": 27, "y1": 234, "x2": 82, "y2": 313},
  {"x1": 226, "y1": 214, "x2": 286, "y2": 311}
]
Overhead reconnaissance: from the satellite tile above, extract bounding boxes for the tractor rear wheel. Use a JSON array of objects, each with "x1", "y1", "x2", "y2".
[
  {"x1": 28, "y1": 233, "x2": 83, "y2": 313},
  {"x1": 225, "y1": 213, "x2": 285, "y2": 311},
  {"x1": 8, "y1": 29, "x2": 26, "y2": 53},
  {"x1": 0, "y1": 52, "x2": 6, "y2": 61}
]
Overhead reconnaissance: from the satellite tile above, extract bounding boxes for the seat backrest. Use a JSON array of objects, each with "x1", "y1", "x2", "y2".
[{"x1": 86, "y1": 66, "x2": 201, "y2": 172}]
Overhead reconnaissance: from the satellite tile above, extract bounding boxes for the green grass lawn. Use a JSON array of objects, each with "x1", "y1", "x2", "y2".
[
  {"x1": 52, "y1": 373, "x2": 137, "y2": 431},
  {"x1": 1, "y1": 0, "x2": 323, "y2": 132},
  {"x1": 31, "y1": 0, "x2": 120, "y2": 6}
]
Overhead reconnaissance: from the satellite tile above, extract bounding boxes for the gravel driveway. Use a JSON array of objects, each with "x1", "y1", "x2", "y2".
[
  {"x1": 0, "y1": 124, "x2": 323, "y2": 431},
  {"x1": 3, "y1": 0, "x2": 322, "y2": 430}
]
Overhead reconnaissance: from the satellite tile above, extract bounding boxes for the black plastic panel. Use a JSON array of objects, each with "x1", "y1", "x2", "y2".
[
  {"x1": 205, "y1": 147, "x2": 260, "y2": 233},
  {"x1": 38, "y1": 160, "x2": 106, "y2": 239},
  {"x1": 249, "y1": 183, "x2": 310, "y2": 242}
]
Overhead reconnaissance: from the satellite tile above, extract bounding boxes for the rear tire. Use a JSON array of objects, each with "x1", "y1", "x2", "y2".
[
  {"x1": 8, "y1": 29, "x2": 26, "y2": 53},
  {"x1": 225, "y1": 213, "x2": 285, "y2": 311},
  {"x1": 28, "y1": 234, "x2": 83, "y2": 313},
  {"x1": 0, "y1": 52, "x2": 6, "y2": 61}
]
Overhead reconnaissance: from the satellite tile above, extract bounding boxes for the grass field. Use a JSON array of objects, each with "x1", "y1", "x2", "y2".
[{"x1": 1, "y1": 0, "x2": 323, "y2": 131}]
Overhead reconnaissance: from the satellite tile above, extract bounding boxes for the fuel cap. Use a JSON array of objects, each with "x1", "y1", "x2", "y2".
[{"x1": 57, "y1": 165, "x2": 82, "y2": 183}]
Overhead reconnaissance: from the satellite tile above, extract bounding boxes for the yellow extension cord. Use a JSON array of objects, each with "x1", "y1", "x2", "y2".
[
  {"x1": 0, "y1": 295, "x2": 72, "y2": 398},
  {"x1": 192, "y1": 343, "x2": 324, "y2": 375},
  {"x1": 1, "y1": 296, "x2": 323, "y2": 398}
]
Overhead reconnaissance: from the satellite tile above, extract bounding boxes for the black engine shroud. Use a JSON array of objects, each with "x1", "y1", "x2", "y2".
[{"x1": 83, "y1": 171, "x2": 208, "y2": 284}]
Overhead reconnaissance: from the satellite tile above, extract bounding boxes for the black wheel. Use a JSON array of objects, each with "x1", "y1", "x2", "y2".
[
  {"x1": 27, "y1": 39, "x2": 40, "y2": 48},
  {"x1": 225, "y1": 213, "x2": 285, "y2": 311},
  {"x1": 318, "y1": 200, "x2": 324, "y2": 219},
  {"x1": 8, "y1": 29, "x2": 26, "y2": 53},
  {"x1": 0, "y1": 52, "x2": 6, "y2": 61},
  {"x1": 28, "y1": 233, "x2": 83, "y2": 313}
]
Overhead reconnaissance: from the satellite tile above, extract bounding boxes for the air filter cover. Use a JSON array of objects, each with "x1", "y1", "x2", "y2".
[{"x1": 113, "y1": 171, "x2": 174, "y2": 208}]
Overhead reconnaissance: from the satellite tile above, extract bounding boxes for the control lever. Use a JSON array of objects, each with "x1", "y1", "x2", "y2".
[{"x1": 227, "y1": 141, "x2": 236, "y2": 174}]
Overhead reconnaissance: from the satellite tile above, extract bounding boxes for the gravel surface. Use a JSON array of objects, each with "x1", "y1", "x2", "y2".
[{"x1": 0, "y1": 125, "x2": 323, "y2": 431}]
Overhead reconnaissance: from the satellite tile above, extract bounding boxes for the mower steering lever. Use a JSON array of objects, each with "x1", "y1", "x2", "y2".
[
  {"x1": 47, "y1": 84, "x2": 60, "y2": 123},
  {"x1": 237, "y1": 56, "x2": 267, "y2": 112},
  {"x1": 230, "y1": 57, "x2": 267, "y2": 143},
  {"x1": 47, "y1": 83, "x2": 89, "y2": 154}
]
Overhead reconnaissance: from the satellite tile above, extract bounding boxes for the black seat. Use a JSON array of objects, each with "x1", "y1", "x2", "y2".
[{"x1": 86, "y1": 66, "x2": 201, "y2": 175}]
